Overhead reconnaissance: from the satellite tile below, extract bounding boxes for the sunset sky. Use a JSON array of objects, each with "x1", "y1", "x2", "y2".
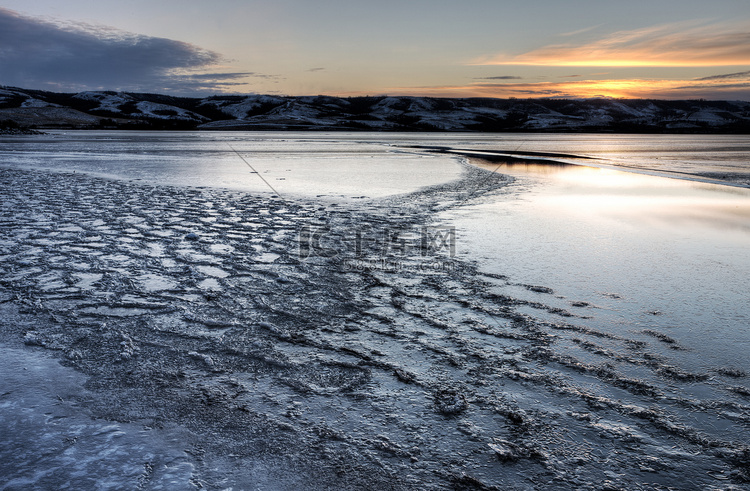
[{"x1": 1, "y1": 0, "x2": 749, "y2": 99}]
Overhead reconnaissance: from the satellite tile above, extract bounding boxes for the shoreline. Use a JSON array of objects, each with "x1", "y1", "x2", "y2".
[
  {"x1": 414, "y1": 145, "x2": 750, "y2": 189},
  {"x1": 1, "y1": 165, "x2": 749, "y2": 489}
]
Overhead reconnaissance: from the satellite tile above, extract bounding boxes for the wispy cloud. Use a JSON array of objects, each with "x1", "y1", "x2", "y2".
[
  {"x1": 151, "y1": 71, "x2": 285, "y2": 93},
  {"x1": 474, "y1": 21, "x2": 750, "y2": 67},
  {"x1": 559, "y1": 24, "x2": 603, "y2": 37},
  {"x1": 697, "y1": 70, "x2": 750, "y2": 81},
  {"x1": 0, "y1": 8, "x2": 260, "y2": 94},
  {"x1": 474, "y1": 76, "x2": 522, "y2": 80}
]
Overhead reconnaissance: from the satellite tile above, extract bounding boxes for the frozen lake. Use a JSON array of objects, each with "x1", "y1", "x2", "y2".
[
  {"x1": 3, "y1": 130, "x2": 750, "y2": 193},
  {"x1": 443, "y1": 161, "x2": 750, "y2": 371},
  {"x1": 0, "y1": 131, "x2": 464, "y2": 198},
  {"x1": 3, "y1": 131, "x2": 748, "y2": 345},
  {"x1": 3, "y1": 130, "x2": 749, "y2": 371},
  {"x1": 2, "y1": 130, "x2": 750, "y2": 489}
]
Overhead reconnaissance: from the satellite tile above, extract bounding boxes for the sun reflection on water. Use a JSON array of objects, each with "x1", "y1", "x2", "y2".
[{"x1": 475, "y1": 161, "x2": 750, "y2": 233}]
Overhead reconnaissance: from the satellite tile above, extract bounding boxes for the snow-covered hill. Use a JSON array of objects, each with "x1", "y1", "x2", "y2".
[{"x1": 1, "y1": 86, "x2": 749, "y2": 132}]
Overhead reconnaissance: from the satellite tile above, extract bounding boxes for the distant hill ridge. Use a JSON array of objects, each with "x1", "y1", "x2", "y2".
[{"x1": 1, "y1": 86, "x2": 749, "y2": 133}]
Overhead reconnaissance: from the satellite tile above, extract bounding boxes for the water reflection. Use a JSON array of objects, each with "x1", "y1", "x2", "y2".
[
  {"x1": 474, "y1": 161, "x2": 577, "y2": 175},
  {"x1": 472, "y1": 160, "x2": 750, "y2": 233},
  {"x1": 445, "y1": 159, "x2": 750, "y2": 369}
]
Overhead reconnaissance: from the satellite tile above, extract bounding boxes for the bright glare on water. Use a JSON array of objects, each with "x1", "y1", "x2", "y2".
[{"x1": 443, "y1": 160, "x2": 750, "y2": 371}]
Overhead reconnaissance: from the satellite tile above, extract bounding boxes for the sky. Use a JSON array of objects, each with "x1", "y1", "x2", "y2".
[{"x1": 1, "y1": 0, "x2": 750, "y2": 99}]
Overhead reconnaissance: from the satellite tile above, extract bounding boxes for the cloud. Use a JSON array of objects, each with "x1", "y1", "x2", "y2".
[
  {"x1": 474, "y1": 76, "x2": 522, "y2": 80},
  {"x1": 307, "y1": 67, "x2": 326, "y2": 72},
  {"x1": 150, "y1": 72, "x2": 286, "y2": 93},
  {"x1": 697, "y1": 70, "x2": 750, "y2": 81},
  {"x1": 0, "y1": 8, "x2": 256, "y2": 94},
  {"x1": 558, "y1": 24, "x2": 603, "y2": 37},
  {"x1": 175, "y1": 72, "x2": 256, "y2": 81},
  {"x1": 155, "y1": 72, "x2": 285, "y2": 93},
  {"x1": 474, "y1": 21, "x2": 750, "y2": 67}
]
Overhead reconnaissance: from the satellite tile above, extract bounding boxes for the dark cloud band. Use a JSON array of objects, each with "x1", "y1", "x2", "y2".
[
  {"x1": 697, "y1": 70, "x2": 750, "y2": 81},
  {"x1": 473, "y1": 76, "x2": 522, "y2": 80},
  {"x1": 0, "y1": 8, "x2": 248, "y2": 94}
]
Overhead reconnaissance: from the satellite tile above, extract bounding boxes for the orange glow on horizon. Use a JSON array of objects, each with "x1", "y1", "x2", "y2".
[{"x1": 377, "y1": 76, "x2": 750, "y2": 100}]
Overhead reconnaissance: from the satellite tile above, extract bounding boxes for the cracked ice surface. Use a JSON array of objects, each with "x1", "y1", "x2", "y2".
[{"x1": 0, "y1": 150, "x2": 749, "y2": 489}]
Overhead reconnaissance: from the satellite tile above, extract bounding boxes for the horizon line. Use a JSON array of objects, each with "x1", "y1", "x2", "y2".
[{"x1": 2, "y1": 85, "x2": 749, "y2": 103}]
